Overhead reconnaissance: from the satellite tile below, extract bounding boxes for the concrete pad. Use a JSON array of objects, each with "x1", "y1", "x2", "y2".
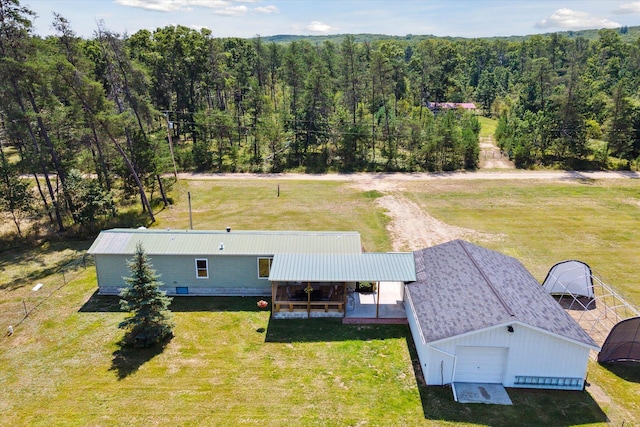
[
  {"x1": 453, "y1": 383, "x2": 513, "y2": 405},
  {"x1": 345, "y1": 281, "x2": 407, "y2": 319}
]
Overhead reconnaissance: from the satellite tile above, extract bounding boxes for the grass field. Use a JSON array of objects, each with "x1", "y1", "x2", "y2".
[
  {"x1": 1, "y1": 177, "x2": 640, "y2": 426},
  {"x1": 478, "y1": 116, "x2": 497, "y2": 139}
]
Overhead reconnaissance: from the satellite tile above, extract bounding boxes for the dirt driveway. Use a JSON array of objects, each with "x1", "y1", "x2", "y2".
[{"x1": 479, "y1": 136, "x2": 514, "y2": 169}]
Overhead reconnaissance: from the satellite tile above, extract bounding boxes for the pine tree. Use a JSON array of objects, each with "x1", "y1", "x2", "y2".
[
  {"x1": 119, "y1": 243, "x2": 173, "y2": 347},
  {"x1": 0, "y1": 146, "x2": 33, "y2": 236}
]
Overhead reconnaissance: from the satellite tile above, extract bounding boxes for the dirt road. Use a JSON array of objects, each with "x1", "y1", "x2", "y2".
[{"x1": 178, "y1": 169, "x2": 639, "y2": 183}]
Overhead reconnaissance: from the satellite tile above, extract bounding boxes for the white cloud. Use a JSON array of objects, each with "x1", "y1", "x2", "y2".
[
  {"x1": 253, "y1": 5, "x2": 278, "y2": 14},
  {"x1": 305, "y1": 21, "x2": 338, "y2": 33},
  {"x1": 116, "y1": 0, "x2": 274, "y2": 19},
  {"x1": 535, "y1": 8, "x2": 620, "y2": 30},
  {"x1": 613, "y1": 2, "x2": 640, "y2": 15},
  {"x1": 213, "y1": 5, "x2": 249, "y2": 16},
  {"x1": 189, "y1": 24, "x2": 211, "y2": 31},
  {"x1": 115, "y1": 0, "x2": 230, "y2": 13}
]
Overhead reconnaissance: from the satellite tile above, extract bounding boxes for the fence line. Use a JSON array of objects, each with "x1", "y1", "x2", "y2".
[{"x1": 5, "y1": 254, "x2": 92, "y2": 335}]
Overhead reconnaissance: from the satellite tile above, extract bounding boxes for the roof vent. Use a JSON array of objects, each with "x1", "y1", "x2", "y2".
[
  {"x1": 219, "y1": 243, "x2": 224, "y2": 250},
  {"x1": 226, "y1": 227, "x2": 231, "y2": 233}
]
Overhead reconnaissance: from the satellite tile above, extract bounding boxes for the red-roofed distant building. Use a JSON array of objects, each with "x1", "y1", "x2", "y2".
[{"x1": 427, "y1": 102, "x2": 477, "y2": 113}]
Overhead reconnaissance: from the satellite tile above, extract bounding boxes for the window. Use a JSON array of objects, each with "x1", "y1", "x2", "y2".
[
  {"x1": 258, "y1": 257, "x2": 273, "y2": 279},
  {"x1": 176, "y1": 287, "x2": 189, "y2": 295},
  {"x1": 195, "y1": 259, "x2": 209, "y2": 278}
]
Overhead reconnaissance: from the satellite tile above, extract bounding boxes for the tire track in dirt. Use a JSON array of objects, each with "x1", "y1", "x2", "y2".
[
  {"x1": 479, "y1": 136, "x2": 514, "y2": 169},
  {"x1": 351, "y1": 179, "x2": 498, "y2": 251},
  {"x1": 376, "y1": 194, "x2": 495, "y2": 251}
]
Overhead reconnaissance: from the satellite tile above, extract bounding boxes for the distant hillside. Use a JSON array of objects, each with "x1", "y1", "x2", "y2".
[{"x1": 259, "y1": 25, "x2": 640, "y2": 45}]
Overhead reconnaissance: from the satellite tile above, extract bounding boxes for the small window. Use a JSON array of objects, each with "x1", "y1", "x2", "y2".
[
  {"x1": 258, "y1": 257, "x2": 273, "y2": 279},
  {"x1": 176, "y1": 287, "x2": 189, "y2": 295},
  {"x1": 195, "y1": 259, "x2": 209, "y2": 279}
]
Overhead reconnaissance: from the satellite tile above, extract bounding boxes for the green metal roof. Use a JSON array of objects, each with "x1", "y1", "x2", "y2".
[
  {"x1": 87, "y1": 228, "x2": 362, "y2": 256},
  {"x1": 268, "y1": 253, "x2": 417, "y2": 282}
]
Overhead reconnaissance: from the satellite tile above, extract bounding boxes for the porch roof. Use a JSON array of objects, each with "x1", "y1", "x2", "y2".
[{"x1": 269, "y1": 253, "x2": 417, "y2": 282}]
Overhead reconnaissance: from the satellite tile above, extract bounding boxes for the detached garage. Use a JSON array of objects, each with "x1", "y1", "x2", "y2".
[{"x1": 405, "y1": 240, "x2": 599, "y2": 391}]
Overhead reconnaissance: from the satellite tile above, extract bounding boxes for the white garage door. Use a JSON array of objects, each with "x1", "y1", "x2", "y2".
[{"x1": 455, "y1": 346, "x2": 508, "y2": 383}]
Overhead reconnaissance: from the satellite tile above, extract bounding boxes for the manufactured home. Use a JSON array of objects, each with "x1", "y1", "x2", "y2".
[{"x1": 87, "y1": 228, "x2": 416, "y2": 319}]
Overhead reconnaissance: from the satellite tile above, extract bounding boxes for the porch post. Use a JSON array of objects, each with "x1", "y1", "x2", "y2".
[
  {"x1": 343, "y1": 282, "x2": 347, "y2": 315},
  {"x1": 306, "y1": 282, "x2": 312, "y2": 318},
  {"x1": 375, "y1": 281, "x2": 380, "y2": 318}
]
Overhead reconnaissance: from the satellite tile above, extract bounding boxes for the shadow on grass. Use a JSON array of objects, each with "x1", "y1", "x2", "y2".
[
  {"x1": 79, "y1": 291, "x2": 123, "y2": 312},
  {"x1": 404, "y1": 336, "x2": 607, "y2": 426},
  {"x1": 265, "y1": 317, "x2": 408, "y2": 343},
  {"x1": 80, "y1": 294, "x2": 269, "y2": 313},
  {"x1": 600, "y1": 361, "x2": 640, "y2": 383},
  {"x1": 169, "y1": 296, "x2": 268, "y2": 312},
  {"x1": 0, "y1": 241, "x2": 92, "y2": 291},
  {"x1": 415, "y1": 385, "x2": 607, "y2": 427},
  {"x1": 109, "y1": 336, "x2": 173, "y2": 380}
]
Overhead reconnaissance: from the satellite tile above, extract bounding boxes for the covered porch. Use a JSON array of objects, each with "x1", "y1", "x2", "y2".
[
  {"x1": 271, "y1": 281, "x2": 348, "y2": 319},
  {"x1": 268, "y1": 253, "x2": 416, "y2": 320},
  {"x1": 344, "y1": 281, "x2": 407, "y2": 322}
]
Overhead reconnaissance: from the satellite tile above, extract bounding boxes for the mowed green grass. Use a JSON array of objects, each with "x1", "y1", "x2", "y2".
[
  {"x1": 404, "y1": 179, "x2": 640, "y2": 303},
  {"x1": 156, "y1": 179, "x2": 391, "y2": 252},
  {"x1": 1, "y1": 177, "x2": 640, "y2": 426},
  {"x1": 477, "y1": 116, "x2": 497, "y2": 139}
]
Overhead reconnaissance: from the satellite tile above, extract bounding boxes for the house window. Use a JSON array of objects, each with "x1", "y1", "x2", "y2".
[
  {"x1": 195, "y1": 259, "x2": 209, "y2": 279},
  {"x1": 258, "y1": 257, "x2": 273, "y2": 279},
  {"x1": 176, "y1": 287, "x2": 189, "y2": 295}
]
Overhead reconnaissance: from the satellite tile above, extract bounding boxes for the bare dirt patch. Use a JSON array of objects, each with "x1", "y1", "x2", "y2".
[
  {"x1": 376, "y1": 194, "x2": 494, "y2": 251},
  {"x1": 479, "y1": 136, "x2": 514, "y2": 169},
  {"x1": 350, "y1": 177, "x2": 498, "y2": 251}
]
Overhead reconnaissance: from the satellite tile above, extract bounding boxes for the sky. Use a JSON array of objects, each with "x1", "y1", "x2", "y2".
[{"x1": 23, "y1": 0, "x2": 640, "y2": 39}]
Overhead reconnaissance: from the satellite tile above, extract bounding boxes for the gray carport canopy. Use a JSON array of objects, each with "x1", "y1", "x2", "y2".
[{"x1": 268, "y1": 253, "x2": 417, "y2": 282}]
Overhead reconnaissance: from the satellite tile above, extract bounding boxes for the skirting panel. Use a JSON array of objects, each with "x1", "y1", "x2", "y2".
[{"x1": 98, "y1": 286, "x2": 269, "y2": 297}]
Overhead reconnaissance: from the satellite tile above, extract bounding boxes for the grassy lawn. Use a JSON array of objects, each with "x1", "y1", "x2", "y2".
[
  {"x1": 1, "y1": 177, "x2": 640, "y2": 426},
  {"x1": 404, "y1": 179, "x2": 640, "y2": 303},
  {"x1": 478, "y1": 116, "x2": 497, "y2": 139},
  {"x1": 155, "y1": 179, "x2": 391, "y2": 252}
]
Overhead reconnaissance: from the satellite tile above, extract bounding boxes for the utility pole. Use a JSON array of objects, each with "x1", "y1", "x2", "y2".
[{"x1": 188, "y1": 191, "x2": 193, "y2": 230}]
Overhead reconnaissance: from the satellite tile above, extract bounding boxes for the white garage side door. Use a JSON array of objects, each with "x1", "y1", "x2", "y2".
[{"x1": 455, "y1": 346, "x2": 508, "y2": 383}]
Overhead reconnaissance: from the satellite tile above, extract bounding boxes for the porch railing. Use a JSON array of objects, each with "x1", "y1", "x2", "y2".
[
  {"x1": 273, "y1": 300, "x2": 344, "y2": 314},
  {"x1": 272, "y1": 282, "x2": 345, "y2": 315}
]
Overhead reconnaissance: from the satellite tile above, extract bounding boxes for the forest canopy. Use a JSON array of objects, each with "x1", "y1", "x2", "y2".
[{"x1": 1, "y1": 0, "x2": 640, "y2": 237}]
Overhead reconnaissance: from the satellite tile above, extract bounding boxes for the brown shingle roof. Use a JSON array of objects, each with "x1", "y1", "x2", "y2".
[{"x1": 406, "y1": 240, "x2": 598, "y2": 349}]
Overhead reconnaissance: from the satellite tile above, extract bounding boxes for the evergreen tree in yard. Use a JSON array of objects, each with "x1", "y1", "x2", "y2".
[{"x1": 119, "y1": 243, "x2": 173, "y2": 347}]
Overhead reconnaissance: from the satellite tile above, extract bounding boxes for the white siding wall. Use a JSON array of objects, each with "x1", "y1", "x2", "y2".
[
  {"x1": 405, "y1": 292, "x2": 456, "y2": 386},
  {"x1": 425, "y1": 324, "x2": 590, "y2": 387},
  {"x1": 424, "y1": 346, "x2": 456, "y2": 386}
]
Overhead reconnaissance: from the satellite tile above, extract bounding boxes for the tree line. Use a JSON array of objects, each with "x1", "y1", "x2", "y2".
[{"x1": 1, "y1": 0, "x2": 639, "y2": 237}]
